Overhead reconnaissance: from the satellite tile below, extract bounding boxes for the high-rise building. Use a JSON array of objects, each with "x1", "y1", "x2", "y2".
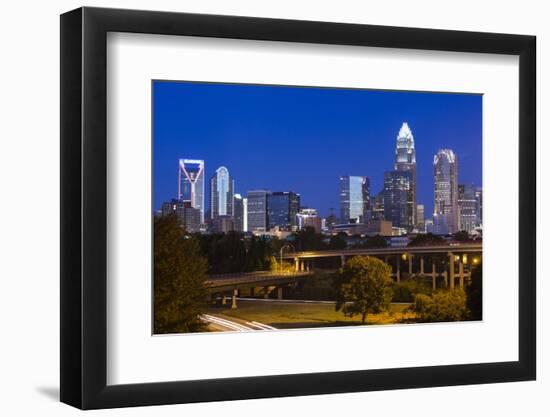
[
  {"x1": 210, "y1": 166, "x2": 234, "y2": 219},
  {"x1": 339, "y1": 175, "x2": 370, "y2": 224},
  {"x1": 178, "y1": 159, "x2": 205, "y2": 223},
  {"x1": 394, "y1": 122, "x2": 417, "y2": 226},
  {"x1": 160, "y1": 199, "x2": 201, "y2": 233},
  {"x1": 458, "y1": 183, "x2": 477, "y2": 233},
  {"x1": 267, "y1": 191, "x2": 300, "y2": 230},
  {"x1": 383, "y1": 171, "x2": 414, "y2": 230},
  {"x1": 416, "y1": 204, "x2": 425, "y2": 232},
  {"x1": 371, "y1": 190, "x2": 385, "y2": 221},
  {"x1": 247, "y1": 190, "x2": 270, "y2": 233},
  {"x1": 233, "y1": 193, "x2": 244, "y2": 232},
  {"x1": 296, "y1": 208, "x2": 322, "y2": 233},
  {"x1": 433, "y1": 149, "x2": 459, "y2": 235},
  {"x1": 475, "y1": 187, "x2": 483, "y2": 227},
  {"x1": 242, "y1": 197, "x2": 248, "y2": 232}
]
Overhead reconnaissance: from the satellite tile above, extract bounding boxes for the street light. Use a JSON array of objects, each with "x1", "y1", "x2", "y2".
[{"x1": 280, "y1": 244, "x2": 295, "y2": 273}]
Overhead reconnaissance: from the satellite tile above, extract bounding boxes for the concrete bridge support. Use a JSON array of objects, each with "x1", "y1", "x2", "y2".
[
  {"x1": 277, "y1": 287, "x2": 283, "y2": 300},
  {"x1": 396, "y1": 256, "x2": 401, "y2": 283},
  {"x1": 448, "y1": 252, "x2": 455, "y2": 289},
  {"x1": 231, "y1": 288, "x2": 238, "y2": 309}
]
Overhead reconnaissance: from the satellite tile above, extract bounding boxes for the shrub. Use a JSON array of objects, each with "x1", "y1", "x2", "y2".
[
  {"x1": 392, "y1": 276, "x2": 432, "y2": 302},
  {"x1": 410, "y1": 289, "x2": 468, "y2": 322}
]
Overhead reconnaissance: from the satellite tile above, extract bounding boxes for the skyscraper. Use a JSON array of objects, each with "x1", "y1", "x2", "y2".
[
  {"x1": 247, "y1": 190, "x2": 270, "y2": 233},
  {"x1": 160, "y1": 199, "x2": 201, "y2": 233},
  {"x1": 383, "y1": 170, "x2": 414, "y2": 230},
  {"x1": 475, "y1": 187, "x2": 483, "y2": 227},
  {"x1": 458, "y1": 183, "x2": 477, "y2": 233},
  {"x1": 416, "y1": 204, "x2": 425, "y2": 232},
  {"x1": 178, "y1": 159, "x2": 205, "y2": 223},
  {"x1": 210, "y1": 166, "x2": 234, "y2": 219},
  {"x1": 433, "y1": 149, "x2": 459, "y2": 235},
  {"x1": 267, "y1": 191, "x2": 300, "y2": 230},
  {"x1": 339, "y1": 175, "x2": 370, "y2": 224},
  {"x1": 233, "y1": 193, "x2": 244, "y2": 232},
  {"x1": 371, "y1": 190, "x2": 385, "y2": 221},
  {"x1": 394, "y1": 122, "x2": 417, "y2": 226}
]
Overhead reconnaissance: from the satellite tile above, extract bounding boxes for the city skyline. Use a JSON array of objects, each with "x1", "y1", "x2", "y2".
[{"x1": 154, "y1": 81, "x2": 482, "y2": 218}]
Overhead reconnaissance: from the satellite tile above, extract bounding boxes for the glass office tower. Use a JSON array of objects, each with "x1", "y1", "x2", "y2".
[
  {"x1": 339, "y1": 175, "x2": 370, "y2": 224},
  {"x1": 458, "y1": 183, "x2": 477, "y2": 233},
  {"x1": 394, "y1": 122, "x2": 417, "y2": 227},
  {"x1": 246, "y1": 190, "x2": 270, "y2": 233},
  {"x1": 433, "y1": 149, "x2": 459, "y2": 235},
  {"x1": 210, "y1": 166, "x2": 234, "y2": 219},
  {"x1": 178, "y1": 158, "x2": 205, "y2": 223},
  {"x1": 383, "y1": 170, "x2": 414, "y2": 230},
  {"x1": 267, "y1": 191, "x2": 301, "y2": 230}
]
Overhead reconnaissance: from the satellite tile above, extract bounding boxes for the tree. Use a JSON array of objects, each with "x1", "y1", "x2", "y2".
[
  {"x1": 410, "y1": 289, "x2": 467, "y2": 322},
  {"x1": 466, "y1": 263, "x2": 482, "y2": 320},
  {"x1": 154, "y1": 214, "x2": 208, "y2": 334},
  {"x1": 408, "y1": 233, "x2": 445, "y2": 247},
  {"x1": 364, "y1": 234, "x2": 388, "y2": 248},
  {"x1": 335, "y1": 256, "x2": 393, "y2": 324},
  {"x1": 453, "y1": 230, "x2": 471, "y2": 242},
  {"x1": 328, "y1": 233, "x2": 347, "y2": 250}
]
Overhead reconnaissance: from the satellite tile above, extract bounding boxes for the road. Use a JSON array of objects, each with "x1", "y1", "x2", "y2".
[{"x1": 200, "y1": 313, "x2": 277, "y2": 332}]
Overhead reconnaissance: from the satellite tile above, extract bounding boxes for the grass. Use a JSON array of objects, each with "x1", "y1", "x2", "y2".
[{"x1": 206, "y1": 300, "x2": 416, "y2": 329}]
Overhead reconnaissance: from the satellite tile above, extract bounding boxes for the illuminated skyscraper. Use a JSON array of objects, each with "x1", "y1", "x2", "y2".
[
  {"x1": 267, "y1": 191, "x2": 300, "y2": 230},
  {"x1": 383, "y1": 171, "x2": 413, "y2": 230},
  {"x1": 247, "y1": 190, "x2": 270, "y2": 233},
  {"x1": 178, "y1": 159, "x2": 205, "y2": 223},
  {"x1": 339, "y1": 176, "x2": 370, "y2": 224},
  {"x1": 433, "y1": 149, "x2": 459, "y2": 235},
  {"x1": 394, "y1": 122, "x2": 417, "y2": 226},
  {"x1": 458, "y1": 183, "x2": 477, "y2": 233},
  {"x1": 210, "y1": 166, "x2": 234, "y2": 219},
  {"x1": 233, "y1": 194, "x2": 244, "y2": 232},
  {"x1": 475, "y1": 187, "x2": 483, "y2": 227}
]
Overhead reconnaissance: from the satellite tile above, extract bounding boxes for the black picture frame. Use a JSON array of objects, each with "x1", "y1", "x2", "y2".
[{"x1": 60, "y1": 6, "x2": 536, "y2": 410}]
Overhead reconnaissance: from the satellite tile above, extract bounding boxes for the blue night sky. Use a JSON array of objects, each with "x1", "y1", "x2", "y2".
[{"x1": 153, "y1": 81, "x2": 482, "y2": 218}]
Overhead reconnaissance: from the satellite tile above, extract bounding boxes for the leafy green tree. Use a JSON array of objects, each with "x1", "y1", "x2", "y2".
[
  {"x1": 154, "y1": 214, "x2": 208, "y2": 334},
  {"x1": 364, "y1": 235, "x2": 388, "y2": 248},
  {"x1": 466, "y1": 263, "x2": 482, "y2": 320},
  {"x1": 453, "y1": 230, "x2": 472, "y2": 242},
  {"x1": 407, "y1": 233, "x2": 445, "y2": 247},
  {"x1": 292, "y1": 226, "x2": 327, "y2": 251},
  {"x1": 410, "y1": 289, "x2": 468, "y2": 322},
  {"x1": 328, "y1": 233, "x2": 347, "y2": 250},
  {"x1": 335, "y1": 256, "x2": 393, "y2": 324}
]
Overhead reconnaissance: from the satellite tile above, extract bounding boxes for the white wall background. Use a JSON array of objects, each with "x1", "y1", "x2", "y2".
[{"x1": 0, "y1": 0, "x2": 545, "y2": 415}]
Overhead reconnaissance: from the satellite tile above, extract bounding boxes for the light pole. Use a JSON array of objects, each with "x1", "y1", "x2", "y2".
[{"x1": 279, "y1": 244, "x2": 295, "y2": 273}]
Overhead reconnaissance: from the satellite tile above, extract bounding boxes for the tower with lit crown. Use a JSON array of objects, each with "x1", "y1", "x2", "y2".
[{"x1": 394, "y1": 122, "x2": 417, "y2": 228}]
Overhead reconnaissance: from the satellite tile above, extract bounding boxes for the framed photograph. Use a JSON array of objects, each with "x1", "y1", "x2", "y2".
[{"x1": 60, "y1": 6, "x2": 536, "y2": 409}]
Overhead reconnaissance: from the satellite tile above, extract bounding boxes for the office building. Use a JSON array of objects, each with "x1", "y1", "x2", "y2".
[
  {"x1": 458, "y1": 183, "x2": 477, "y2": 233},
  {"x1": 233, "y1": 193, "x2": 244, "y2": 232},
  {"x1": 416, "y1": 204, "x2": 425, "y2": 232},
  {"x1": 177, "y1": 158, "x2": 205, "y2": 223},
  {"x1": 475, "y1": 187, "x2": 483, "y2": 227},
  {"x1": 394, "y1": 122, "x2": 417, "y2": 226},
  {"x1": 433, "y1": 149, "x2": 459, "y2": 235},
  {"x1": 160, "y1": 199, "x2": 201, "y2": 233},
  {"x1": 371, "y1": 190, "x2": 385, "y2": 221},
  {"x1": 296, "y1": 208, "x2": 322, "y2": 233},
  {"x1": 210, "y1": 166, "x2": 234, "y2": 219},
  {"x1": 383, "y1": 170, "x2": 414, "y2": 230},
  {"x1": 247, "y1": 190, "x2": 270, "y2": 232},
  {"x1": 267, "y1": 191, "x2": 300, "y2": 230},
  {"x1": 339, "y1": 175, "x2": 370, "y2": 224}
]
